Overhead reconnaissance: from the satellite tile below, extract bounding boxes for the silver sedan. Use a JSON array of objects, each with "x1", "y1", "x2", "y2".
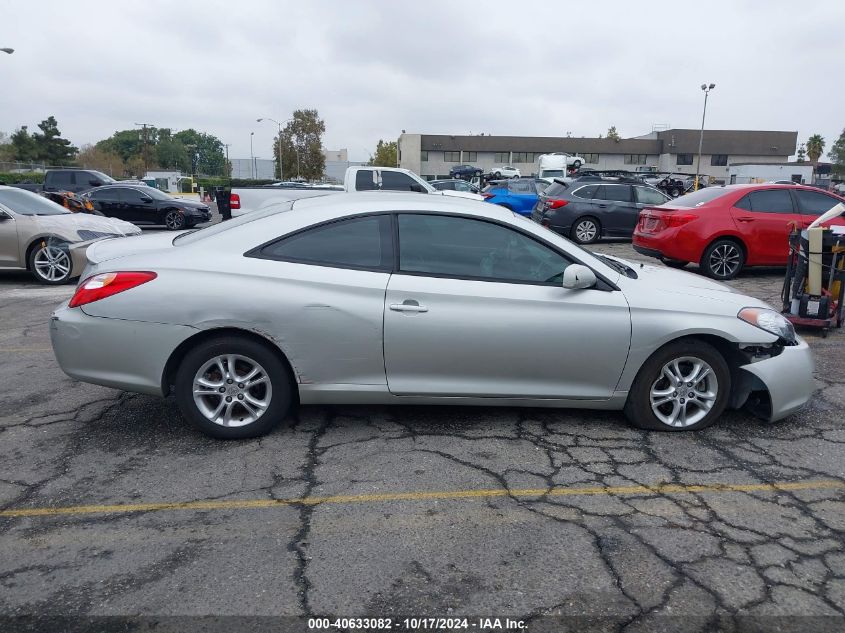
[{"x1": 50, "y1": 193, "x2": 814, "y2": 438}]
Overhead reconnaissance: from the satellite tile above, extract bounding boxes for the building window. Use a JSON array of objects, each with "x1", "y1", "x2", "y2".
[
  {"x1": 444, "y1": 151, "x2": 460, "y2": 162},
  {"x1": 583, "y1": 153, "x2": 600, "y2": 164},
  {"x1": 624, "y1": 154, "x2": 647, "y2": 165},
  {"x1": 677, "y1": 154, "x2": 694, "y2": 165},
  {"x1": 710, "y1": 154, "x2": 728, "y2": 166},
  {"x1": 421, "y1": 151, "x2": 429, "y2": 162},
  {"x1": 513, "y1": 152, "x2": 539, "y2": 163},
  {"x1": 464, "y1": 151, "x2": 477, "y2": 162},
  {"x1": 494, "y1": 152, "x2": 509, "y2": 163}
]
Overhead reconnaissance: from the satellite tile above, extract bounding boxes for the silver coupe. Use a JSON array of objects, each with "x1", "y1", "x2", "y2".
[{"x1": 50, "y1": 193, "x2": 814, "y2": 438}]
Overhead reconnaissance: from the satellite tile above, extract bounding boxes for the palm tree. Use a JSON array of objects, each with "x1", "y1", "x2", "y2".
[{"x1": 806, "y1": 134, "x2": 825, "y2": 165}]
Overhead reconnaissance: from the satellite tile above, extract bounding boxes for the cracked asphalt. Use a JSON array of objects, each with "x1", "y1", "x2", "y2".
[{"x1": 1, "y1": 234, "x2": 845, "y2": 631}]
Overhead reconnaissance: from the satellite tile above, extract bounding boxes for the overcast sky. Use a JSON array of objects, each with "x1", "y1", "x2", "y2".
[{"x1": 2, "y1": 0, "x2": 843, "y2": 163}]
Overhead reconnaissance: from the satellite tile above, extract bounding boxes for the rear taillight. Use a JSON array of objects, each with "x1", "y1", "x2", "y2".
[
  {"x1": 546, "y1": 199, "x2": 568, "y2": 209},
  {"x1": 69, "y1": 272, "x2": 157, "y2": 308},
  {"x1": 229, "y1": 193, "x2": 241, "y2": 209},
  {"x1": 664, "y1": 213, "x2": 698, "y2": 227}
]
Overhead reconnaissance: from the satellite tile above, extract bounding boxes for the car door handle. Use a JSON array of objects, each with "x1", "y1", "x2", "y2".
[
  {"x1": 390, "y1": 301, "x2": 428, "y2": 313},
  {"x1": 737, "y1": 216, "x2": 755, "y2": 222}
]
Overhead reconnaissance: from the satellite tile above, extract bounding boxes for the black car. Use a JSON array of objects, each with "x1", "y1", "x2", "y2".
[
  {"x1": 448, "y1": 164, "x2": 483, "y2": 179},
  {"x1": 83, "y1": 185, "x2": 211, "y2": 230},
  {"x1": 531, "y1": 178, "x2": 670, "y2": 244},
  {"x1": 430, "y1": 179, "x2": 480, "y2": 194}
]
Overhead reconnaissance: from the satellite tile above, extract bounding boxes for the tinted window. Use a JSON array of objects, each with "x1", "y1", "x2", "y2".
[
  {"x1": 260, "y1": 215, "x2": 392, "y2": 270},
  {"x1": 794, "y1": 190, "x2": 840, "y2": 216},
  {"x1": 635, "y1": 186, "x2": 668, "y2": 205},
  {"x1": 398, "y1": 214, "x2": 571, "y2": 284},
  {"x1": 355, "y1": 170, "x2": 378, "y2": 191},
  {"x1": 432, "y1": 181, "x2": 455, "y2": 191},
  {"x1": 507, "y1": 179, "x2": 534, "y2": 194},
  {"x1": 381, "y1": 171, "x2": 419, "y2": 192},
  {"x1": 571, "y1": 185, "x2": 598, "y2": 199},
  {"x1": 119, "y1": 187, "x2": 152, "y2": 204},
  {"x1": 597, "y1": 185, "x2": 633, "y2": 202},
  {"x1": 75, "y1": 171, "x2": 100, "y2": 186},
  {"x1": 673, "y1": 187, "x2": 730, "y2": 207},
  {"x1": 0, "y1": 188, "x2": 69, "y2": 216},
  {"x1": 740, "y1": 190, "x2": 795, "y2": 213},
  {"x1": 543, "y1": 182, "x2": 569, "y2": 198},
  {"x1": 86, "y1": 188, "x2": 114, "y2": 200},
  {"x1": 49, "y1": 172, "x2": 73, "y2": 187}
]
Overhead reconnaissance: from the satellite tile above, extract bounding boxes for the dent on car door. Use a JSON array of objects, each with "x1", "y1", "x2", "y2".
[
  {"x1": 244, "y1": 214, "x2": 393, "y2": 386},
  {"x1": 384, "y1": 213, "x2": 631, "y2": 399}
]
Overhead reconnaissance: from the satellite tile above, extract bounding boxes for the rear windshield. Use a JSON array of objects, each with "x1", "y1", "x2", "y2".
[
  {"x1": 673, "y1": 187, "x2": 730, "y2": 207},
  {"x1": 543, "y1": 182, "x2": 569, "y2": 198},
  {"x1": 174, "y1": 202, "x2": 294, "y2": 245},
  {"x1": 482, "y1": 182, "x2": 507, "y2": 193}
]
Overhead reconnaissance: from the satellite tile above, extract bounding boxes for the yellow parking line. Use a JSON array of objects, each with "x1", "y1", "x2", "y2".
[{"x1": 1, "y1": 479, "x2": 842, "y2": 519}]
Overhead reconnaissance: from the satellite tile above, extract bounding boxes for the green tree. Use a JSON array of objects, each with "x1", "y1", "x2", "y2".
[
  {"x1": 0, "y1": 131, "x2": 13, "y2": 162},
  {"x1": 796, "y1": 143, "x2": 806, "y2": 163},
  {"x1": 10, "y1": 126, "x2": 39, "y2": 161},
  {"x1": 368, "y1": 139, "x2": 398, "y2": 167},
  {"x1": 154, "y1": 128, "x2": 190, "y2": 171},
  {"x1": 806, "y1": 134, "x2": 825, "y2": 164},
  {"x1": 30, "y1": 116, "x2": 77, "y2": 164},
  {"x1": 272, "y1": 109, "x2": 326, "y2": 180},
  {"x1": 827, "y1": 129, "x2": 845, "y2": 173},
  {"x1": 95, "y1": 129, "x2": 146, "y2": 163},
  {"x1": 606, "y1": 126, "x2": 621, "y2": 142},
  {"x1": 173, "y1": 129, "x2": 226, "y2": 176}
]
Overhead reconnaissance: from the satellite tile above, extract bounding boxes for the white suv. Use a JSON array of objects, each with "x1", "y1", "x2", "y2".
[{"x1": 491, "y1": 166, "x2": 521, "y2": 178}]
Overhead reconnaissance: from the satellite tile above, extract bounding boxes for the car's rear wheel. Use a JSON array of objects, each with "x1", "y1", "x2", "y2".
[
  {"x1": 572, "y1": 160, "x2": 582, "y2": 169},
  {"x1": 624, "y1": 339, "x2": 730, "y2": 431},
  {"x1": 29, "y1": 242, "x2": 72, "y2": 285},
  {"x1": 494, "y1": 171, "x2": 502, "y2": 178},
  {"x1": 701, "y1": 239, "x2": 745, "y2": 280},
  {"x1": 570, "y1": 217, "x2": 600, "y2": 244},
  {"x1": 164, "y1": 210, "x2": 185, "y2": 230},
  {"x1": 175, "y1": 336, "x2": 293, "y2": 439}
]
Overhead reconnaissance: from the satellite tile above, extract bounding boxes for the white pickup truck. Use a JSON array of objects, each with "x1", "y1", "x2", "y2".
[{"x1": 230, "y1": 166, "x2": 482, "y2": 217}]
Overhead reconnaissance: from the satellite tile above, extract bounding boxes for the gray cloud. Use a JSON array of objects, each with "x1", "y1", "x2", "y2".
[{"x1": 2, "y1": 0, "x2": 843, "y2": 163}]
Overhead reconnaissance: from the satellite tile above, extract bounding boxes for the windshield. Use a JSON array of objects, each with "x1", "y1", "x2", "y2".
[
  {"x1": 90, "y1": 171, "x2": 116, "y2": 184},
  {"x1": 0, "y1": 188, "x2": 70, "y2": 215},
  {"x1": 174, "y1": 201, "x2": 295, "y2": 245}
]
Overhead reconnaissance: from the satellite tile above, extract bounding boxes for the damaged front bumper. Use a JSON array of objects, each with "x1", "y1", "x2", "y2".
[{"x1": 733, "y1": 337, "x2": 815, "y2": 421}]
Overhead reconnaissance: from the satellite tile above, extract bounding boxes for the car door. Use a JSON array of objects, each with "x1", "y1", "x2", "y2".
[
  {"x1": 598, "y1": 184, "x2": 640, "y2": 236},
  {"x1": 383, "y1": 213, "x2": 631, "y2": 399},
  {"x1": 731, "y1": 189, "x2": 801, "y2": 264},
  {"x1": 118, "y1": 187, "x2": 156, "y2": 224},
  {"x1": 793, "y1": 189, "x2": 845, "y2": 229},
  {"x1": 0, "y1": 206, "x2": 21, "y2": 267},
  {"x1": 87, "y1": 188, "x2": 121, "y2": 218}
]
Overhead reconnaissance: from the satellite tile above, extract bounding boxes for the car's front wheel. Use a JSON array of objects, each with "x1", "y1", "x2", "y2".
[
  {"x1": 572, "y1": 160, "x2": 582, "y2": 169},
  {"x1": 175, "y1": 336, "x2": 293, "y2": 439},
  {"x1": 701, "y1": 239, "x2": 745, "y2": 280},
  {"x1": 494, "y1": 171, "x2": 502, "y2": 178},
  {"x1": 624, "y1": 339, "x2": 730, "y2": 431},
  {"x1": 164, "y1": 210, "x2": 186, "y2": 230},
  {"x1": 29, "y1": 242, "x2": 72, "y2": 284}
]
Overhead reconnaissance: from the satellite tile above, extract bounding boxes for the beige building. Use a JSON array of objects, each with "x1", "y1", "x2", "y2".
[{"x1": 398, "y1": 129, "x2": 798, "y2": 183}]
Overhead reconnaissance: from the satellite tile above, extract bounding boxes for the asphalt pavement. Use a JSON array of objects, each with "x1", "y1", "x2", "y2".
[{"x1": 1, "y1": 223, "x2": 845, "y2": 632}]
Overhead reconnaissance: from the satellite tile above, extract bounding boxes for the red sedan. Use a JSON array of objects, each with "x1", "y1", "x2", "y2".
[{"x1": 633, "y1": 184, "x2": 845, "y2": 279}]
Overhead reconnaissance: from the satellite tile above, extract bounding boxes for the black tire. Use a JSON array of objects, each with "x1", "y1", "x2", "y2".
[
  {"x1": 572, "y1": 160, "x2": 582, "y2": 169},
  {"x1": 570, "y1": 216, "x2": 601, "y2": 244},
  {"x1": 701, "y1": 239, "x2": 745, "y2": 280},
  {"x1": 164, "y1": 210, "x2": 186, "y2": 231},
  {"x1": 175, "y1": 336, "x2": 293, "y2": 439},
  {"x1": 494, "y1": 171, "x2": 502, "y2": 178},
  {"x1": 28, "y1": 241, "x2": 73, "y2": 285},
  {"x1": 669, "y1": 187, "x2": 681, "y2": 198},
  {"x1": 624, "y1": 339, "x2": 731, "y2": 432},
  {"x1": 662, "y1": 258, "x2": 688, "y2": 269}
]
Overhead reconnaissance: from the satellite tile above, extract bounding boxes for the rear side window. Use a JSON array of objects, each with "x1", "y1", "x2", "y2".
[
  {"x1": 794, "y1": 190, "x2": 840, "y2": 216},
  {"x1": 355, "y1": 170, "x2": 378, "y2": 191},
  {"x1": 737, "y1": 190, "x2": 795, "y2": 213},
  {"x1": 571, "y1": 185, "x2": 598, "y2": 199},
  {"x1": 257, "y1": 215, "x2": 393, "y2": 270}
]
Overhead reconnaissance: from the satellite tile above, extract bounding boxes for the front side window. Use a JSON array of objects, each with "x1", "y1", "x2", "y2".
[
  {"x1": 737, "y1": 189, "x2": 795, "y2": 213},
  {"x1": 119, "y1": 187, "x2": 151, "y2": 204},
  {"x1": 677, "y1": 154, "x2": 694, "y2": 166},
  {"x1": 444, "y1": 151, "x2": 460, "y2": 162},
  {"x1": 398, "y1": 214, "x2": 571, "y2": 284},
  {"x1": 381, "y1": 171, "x2": 419, "y2": 192},
  {"x1": 794, "y1": 189, "x2": 840, "y2": 216},
  {"x1": 634, "y1": 186, "x2": 669, "y2": 205},
  {"x1": 258, "y1": 215, "x2": 392, "y2": 270}
]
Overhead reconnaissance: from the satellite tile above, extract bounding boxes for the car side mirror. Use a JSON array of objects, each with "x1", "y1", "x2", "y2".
[
  {"x1": 409, "y1": 184, "x2": 425, "y2": 193},
  {"x1": 90, "y1": 179, "x2": 102, "y2": 187},
  {"x1": 562, "y1": 264, "x2": 597, "y2": 290},
  {"x1": 141, "y1": 195, "x2": 153, "y2": 203},
  {"x1": 0, "y1": 210, "x2": 10, "y2": 220}
]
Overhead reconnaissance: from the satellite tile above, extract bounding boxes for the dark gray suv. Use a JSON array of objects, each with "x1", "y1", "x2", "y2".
[{"x1": 531, "y1": 179, "x2": 670, "y2": 244}]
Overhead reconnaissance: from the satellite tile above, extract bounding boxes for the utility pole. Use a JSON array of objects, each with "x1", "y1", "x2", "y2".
[
  {"x1": 250, "y1": 132, "x2": 255, "y2": 179},
  {"x1": 694, "y1": 84, "x2": 715, "y2": 191},
  {"x1": 135, "y1": 122, "x2": 155, "y2": 176},
  {"x1": 224, "y1": 143, "x2": 230, "y2": 178}
]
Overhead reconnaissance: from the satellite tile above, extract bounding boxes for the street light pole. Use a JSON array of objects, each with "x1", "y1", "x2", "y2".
[
  {"x1": 250, "y1": 132, "x2": 255, "y2": 180},
  {"x1": 694, "y1": 83, "x2": 715, "y2": 191},
  {"x1": 258, "y1": 117, "x2": 292, "y2": 181}
]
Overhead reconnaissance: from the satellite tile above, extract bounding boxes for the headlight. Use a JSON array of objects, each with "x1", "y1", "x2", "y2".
[{"x1": 738, "y1": 307, "x2": 796, "y2": 343}]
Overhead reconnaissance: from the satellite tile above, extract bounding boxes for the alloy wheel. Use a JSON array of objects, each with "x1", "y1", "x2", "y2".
[
  {"x1": 33, "y1": 245, "x2": 71, "y2": 282},
  {"x1": 574, "y1": 219, "x2": 598, "y2": 243},
  {"x1": 649, "y1": 356, "x2": 718, "y2": 428},
  {"x1": 709, "y1": 243, "x2": 741, "y2": 278},
  {"x1": 165, "y1": 211, "x2": 185, "y2": 230},
  {"x1": 192, "y1": 354, "x2": 273, "y2": 427}
]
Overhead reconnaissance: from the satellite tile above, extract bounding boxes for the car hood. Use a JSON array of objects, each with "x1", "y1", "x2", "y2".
[
  {"x1": 438, "y1": 190, "x2": 484, "y2": 202},
  {"x1": 26, "y1": 213, "x2": 141, "y2": 239}
]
